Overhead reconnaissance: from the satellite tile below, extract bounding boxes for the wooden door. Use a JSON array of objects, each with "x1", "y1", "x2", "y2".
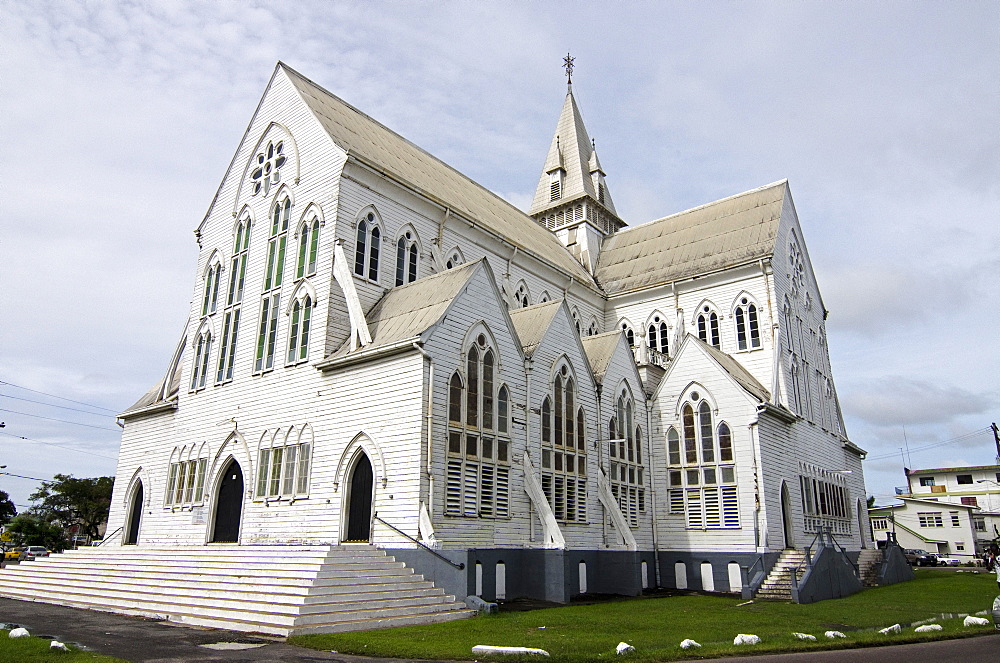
[
  {"x1": 345, "y1": 454, "x2": 373, "y2": 542},
  {"x1": 211, "y1": 459, "x2": 243, "y2": 543}
]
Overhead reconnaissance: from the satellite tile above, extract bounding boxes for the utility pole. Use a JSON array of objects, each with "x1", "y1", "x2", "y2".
[{"x1": 991, "y1": 422, "x2": 999, "y2": 465}]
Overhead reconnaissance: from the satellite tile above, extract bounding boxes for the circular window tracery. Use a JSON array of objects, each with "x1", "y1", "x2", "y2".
[{"x1": 251, "y1": 141, "x2": 286, "y2": 196}]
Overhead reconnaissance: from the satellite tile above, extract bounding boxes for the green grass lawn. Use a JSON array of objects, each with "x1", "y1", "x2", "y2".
[
  {"x1": 0, "y1": 632, "x2": 126, "y2": 663},
  {"x1": 291, "y1": 569, "x2": 999, "y2": 662}
]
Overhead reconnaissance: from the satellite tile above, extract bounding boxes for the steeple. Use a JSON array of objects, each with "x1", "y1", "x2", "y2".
[{"x1": 529, "y1": 55, "x2": 625, "y2": 272}]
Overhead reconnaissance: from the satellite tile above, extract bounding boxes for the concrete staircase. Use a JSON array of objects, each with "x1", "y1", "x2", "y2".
[
  {"x1": 857, "y1": 548, "x2": 883, "y2": 587},
  {"x1": 755, "y1": 549, "x2": 808, "y2": 601},
  {"x1": 0, "y1": 545, "x2": 473, "y2": 636}
]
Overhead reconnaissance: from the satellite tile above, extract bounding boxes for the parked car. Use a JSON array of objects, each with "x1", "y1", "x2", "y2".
[
  {"x1": 934, "y1": 555, "x2": 961, "y2": 566},
  {"x1": 904, "y1": 549, "x2": 938, "y2": 566},
  {"x1": 3, "y1": 548, "x2": 24, "y2": 560},
  {"x1": 22, "y1": 546, "x2": 50, "y2": 560}
]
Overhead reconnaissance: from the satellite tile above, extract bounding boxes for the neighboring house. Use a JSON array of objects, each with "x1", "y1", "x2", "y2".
[
  {"x1": 869, "y1": 498, "x2": 981, "y2": 562},
  {"x1": 103, "y1": 62, "x2": 871, "y2": 603},
  {"x1": 897, "y1": 464, "x2": 1000, "y2": 552}
]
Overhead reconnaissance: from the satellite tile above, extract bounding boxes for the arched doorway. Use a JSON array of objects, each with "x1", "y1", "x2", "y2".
[
  {"x1": 781, "y1": 482, "x2": 795, "y2": 549},
  {"x1": 124, "y1": 481, "x2": 143, "y2": 545},
  {"x1": 344, "y1": 453, "x2": 373, "y2": 542},
  {"x1": 211, "y1": 459, "x2": 243, "y2": 543}
]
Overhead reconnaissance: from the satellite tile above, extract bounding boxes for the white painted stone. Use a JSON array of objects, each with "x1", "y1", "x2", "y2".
[
  {"x1": 733, "y1": 633, "x2": 760, "y2": 645},
  {"x1": 616, "y1": 642, "x2": 635, "y2": 654},
  {"x1": 8, "y1": 628, "x2": 28, "y2": 638},
  {"x1": 914, "y1": 624, "x2": 942, "y2": 632},
  {"x1": 472, "y1": 645, "x2": 549, "y2": 656},
  {"x1": 679, "y1": 639, "x2": 701, "y2": 649}
]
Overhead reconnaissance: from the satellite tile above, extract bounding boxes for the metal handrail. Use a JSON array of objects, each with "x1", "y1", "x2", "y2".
[
  {"x1": 826, "y1": 530, "x2": 860, "y2": 574},
  {"x1": 94, "y1": 526, "x2": 123, "y2": 547},
  {"x1": 372, "y1": 513, "x2": 465, "y2": 570}
]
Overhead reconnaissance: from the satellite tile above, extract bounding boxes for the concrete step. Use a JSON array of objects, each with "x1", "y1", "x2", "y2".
[{"x1": 0, "y1": 544, "x2": 473, "y2": 635}]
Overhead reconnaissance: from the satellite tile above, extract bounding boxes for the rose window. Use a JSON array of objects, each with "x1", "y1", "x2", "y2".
[{"x1": 250, "y1": 141, "x2": 286, "y2": 196}]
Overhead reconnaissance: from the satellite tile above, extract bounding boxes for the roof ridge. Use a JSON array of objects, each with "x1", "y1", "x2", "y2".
[{"x1": 614, "y1": 179, "x2": 788, "y2": 238}]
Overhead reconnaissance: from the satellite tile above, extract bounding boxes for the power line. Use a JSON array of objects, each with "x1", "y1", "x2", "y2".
[
  {"x1": 0, "y1": 430, "x2": 119, "y2": 461},
  {"x1": 0, "y1": 393, "x2": 118, "y2": 418},
  {"x1": 0, "y1": 408, "x2": 121, "y2": 432},
  {"x1": 867, "y1": 427, "x2": 992, "y2": 461},
  {"x1": 0, "y1": 380, "x2": 118, "y2": 415},
  {"x1": 0, "y1": 472, "x2": 48, "y2": 482}
]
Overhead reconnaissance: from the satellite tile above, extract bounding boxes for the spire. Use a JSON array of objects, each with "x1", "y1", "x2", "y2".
[{"x1": 528, "y1": 58, "x2": 619, "y2": 220}]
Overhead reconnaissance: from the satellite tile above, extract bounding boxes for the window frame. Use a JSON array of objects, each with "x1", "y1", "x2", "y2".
[
  {"x1": 255, "y1": 426, "x2": 313, "y2": 501},
  {"x1": 353, "y1": 209, "x2": 382, "y2": 283},
  {"x1": 540, "y1": 363, "x2": 587, "y2": 524}
]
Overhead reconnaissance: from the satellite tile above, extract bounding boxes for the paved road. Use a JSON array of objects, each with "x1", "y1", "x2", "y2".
[{"x1": 1, "y1": 595, "x2": 998, "y2": 662}]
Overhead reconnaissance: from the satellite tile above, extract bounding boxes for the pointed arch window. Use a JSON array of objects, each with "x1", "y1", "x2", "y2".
[
  {"x1": 588, "y1": 318, "x2": 599, "y2": 336},
  {"x1": 697, "y1": 306, "x2": 720, "y2": 349},
  {"x1": 514, "y1": 282, "x2": 530, "y2": 308},
  {"x1": 164, "y1": 445, "x2": 208, "y2": 507},
  {"x1": 354, "y1": 210, "x2": 381, "y2": 282},
  {"x1": 646, "y1": 315, "x2": 669, "y2": 365},
  {"x1": 667, "y1": 392, "x2": 738, "y2": 529},
  {"x1": 201, "y1": 261, "x2": 221, "y2": 317},
  {"x1": 540, "y1": 365, "x2": 587, "y2": 523},
  {"x1": 620, "y1": 322, "x2": 635, "y2": 348},
  {"x1": 286, "y1": 295, "x2": 313, "y2": 364},
  {"x1": 190, "y1": 329, "x2": 213, "y2": 391},
  {"x1": 264, "y1": 197, "x2": 290, "y2": 292},
  {"x1": 256, "y1": 427, "x2": 312, "y2": 499},
  {"x1": 735, "y1": 298, "x2": 761, "y2": 350},
  {"x1": 217, "y1": 218, "x2": 251, "y2": 384},
  {"x1": 445, "y1": 248, "x2": 464, "y2": 270},
  {"x1": 395, "y1": 230, "x2": 419, "y2": 286},
  {"x1": 446, "y1": 333, "x2": 510, "y2": 518},
  {"x1": 608, "y1": 389, "x2": 644, "y2": 527},
  {"x1": 296, "y1": 216, "x2": 320, "y2": 279}
]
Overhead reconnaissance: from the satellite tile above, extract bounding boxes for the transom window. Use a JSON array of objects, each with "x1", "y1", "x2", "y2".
[
  {"x1": 541, "y1": 365, "x2": 587, "y2": 523},
  {"x1": 608, "y1": 389, "x2": 644, "y2": 527},
  {"x1": 446, "y1": 334, "x2": 511, "y2": 518},
  {"x1": 667, "y1": 395, "x2": 738, "y2": 529},
  {"x1": 354, "y1": 210, "x2": 381, "y2": 281},
  {"x1": 734, "y1": 298, "x2": 761, "y2": 350},
  {"x1": 296, "y1": 216, "x2": 320, "y2": 279},
  {"x1": 697, "y1": 306, "x2": 720, "y2": 349},
  {"x1": 395, "y1": 230, "x2": 419, "y2": 286},
  {"x1": 256, "y1": 427, "x2": 312, "y2": 499},
  {"x1": 250, "y1": 140, "x2": 286, "y2": 196}
]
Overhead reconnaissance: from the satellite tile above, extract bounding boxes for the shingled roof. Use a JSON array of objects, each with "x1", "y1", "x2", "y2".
[
  {"x1": 329, "y1": 260, "x2": 483, "y2": 360},
  {"x1": 595, "y1": 181, "x2": 788, "y2": 295},
  {"x1": 281, "y1": 64, "x2": 598, "y2": 289},
  {"x1": 508, "y1": 300, "x2": 562, "y2": 358}
]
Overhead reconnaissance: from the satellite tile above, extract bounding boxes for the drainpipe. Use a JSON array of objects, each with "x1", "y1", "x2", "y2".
[
  {"x1": 646, "y1": 395, "x2": 661, "y2": 588},
  {"x1": 413, "y1": 343, "x2": 435, "y2": 522},
  {"x1": 524, "y1": 357, "x2": 534, "y2": 542}
]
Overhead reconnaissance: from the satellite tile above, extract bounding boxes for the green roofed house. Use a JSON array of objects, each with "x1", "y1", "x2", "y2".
[{"x1": 0, "y1": 62, "x2": 900, "y2": 635}]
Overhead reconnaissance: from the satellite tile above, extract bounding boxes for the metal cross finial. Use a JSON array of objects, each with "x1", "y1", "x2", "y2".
[{"x1": 563, "y1": 53, "x2": 575, "y2": 84}]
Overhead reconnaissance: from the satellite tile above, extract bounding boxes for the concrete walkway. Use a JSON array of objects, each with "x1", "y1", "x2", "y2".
[{"x1": 0, "y1": 597, "x2": 435, "y2": 662}]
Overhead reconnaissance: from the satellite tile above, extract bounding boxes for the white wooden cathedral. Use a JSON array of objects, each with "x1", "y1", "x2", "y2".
[{"x1": 0, "y1": 61, "x2": 883, "y2": 634}]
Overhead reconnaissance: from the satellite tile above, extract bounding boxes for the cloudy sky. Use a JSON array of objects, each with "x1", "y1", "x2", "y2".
[{"x1": 1, "y1": 1, "x2": 997, "y2": 510}]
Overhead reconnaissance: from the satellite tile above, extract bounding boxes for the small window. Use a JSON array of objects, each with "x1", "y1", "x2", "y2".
[
  {"x1": 960, "y1": 496, "x2": 978, "y2": 507},
  {"x1": 919, "y1": 477, "x2": 935, "y2": 486},
  {"x1": 354, "y1": 211, "x2": 381, "y2": 282},
  {"x1": 956, "y1": 474, "x2": 974, "y2": 485},
  {"x1": 190, "y1": 330, "x2": 213, "y2": 391},
  {"x1": 286, "y1": 296, "x2": 313, "y2": 364},
  {"x1": 250, "y1": 140, "x2": 286, "y2": 196},
  {"x1": 697, "y1": 306, "x2": 720, "y2": 349},
  {"x1": 395, "y1": 230, "x2": 420, "y2": 286}
]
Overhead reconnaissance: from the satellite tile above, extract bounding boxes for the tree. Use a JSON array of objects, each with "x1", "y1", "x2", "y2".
[
  {"x1": 5, "y1": 513, "x2": 66, "y2": 550},
  {"x1": 30, "y1": 474, "x2": 114, "y2": 541},
  {"x1": 0, "y1": 490, "x2": 16, "y2": 525}
]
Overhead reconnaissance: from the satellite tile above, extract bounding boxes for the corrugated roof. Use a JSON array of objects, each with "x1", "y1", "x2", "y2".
[
  {"x1": 698, "y1": 337, "x2": 771, "y2": 403},
  {"x1": 595, "y1": 181, "x2": 788, "y2": 295},
  {"x1": 281, "y1": 64, "x2": 597, "y2": 289},
  {"x1": 508, "y1": 300, "x2": 562, "y2": 357},
  {"x1": 330, "y1": 260, "x2": 481, "y2": 359},
  {"x1": 581, "y1": 331, "x2": 622, "y2": 385}
]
